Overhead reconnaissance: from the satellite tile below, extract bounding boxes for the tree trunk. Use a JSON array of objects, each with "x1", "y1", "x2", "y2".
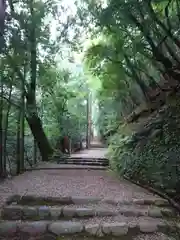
[
  {"x1": 147, "y1": 2, "x2": 180, "y2": 50},
  {"x1": 4, "y1": 2, "x2": 53, "y2": 162},
  {"x1": 26, "y1": 113, "x2": 53, "y2": 161},
  {"x1": 0, "y1": 78, "x2": 3, "y2": 177},
  {"x1": 0, "y1": 0, "x2": 6, "y2": 53},
  {"x1": 16, "y1": 109, "x2": 21, "y2": 175},
  {"x1": 25, "y1": 0, "x2": 53, "y2": 161},
  {"x1": 128, "y1": 12, "x2": 172, "y2": 68},
  {"x1": 19, "y1": 59, "x2": 26, "y2": 172},
  {"x1": 3, "y1": 83, "x2": 13, "y2": 175},
  {"x1": 29, "y1": 0, "x2": 36, "y2": 103},
  {"x1": 19, "y1": 97, "x2": 25, "y2": 172},
  {"x1": 33, "y1": 139, "x2": 37, "y2": 164},
  {"x1": 176, "y1": 0, "x2": 180, "y2": 23},
  {"x1": 129, "y1": 12, "x2": 180, "y2": 81},
  {"x1": 163, "y1": 40, "x2": 180, "y2": 64}
]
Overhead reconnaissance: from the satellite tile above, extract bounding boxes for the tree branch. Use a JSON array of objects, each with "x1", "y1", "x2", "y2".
[
  {"x1": 165, "y1": 0, "x2": 173, "y2": 31},
  {"x1": 1, "y1": 94, "x2": 21, "y2": 109},
  {"x1": 6, "y1": 54, "x2": 28, "y2": 98}
]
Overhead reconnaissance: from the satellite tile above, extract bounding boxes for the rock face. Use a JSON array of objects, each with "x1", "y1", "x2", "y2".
[
  {"x1": 115, "y1": 101, "x2": 180, "y2": 202},
  {"x1": 130, "y1": 117, "x2": 164, "y2": 146}
]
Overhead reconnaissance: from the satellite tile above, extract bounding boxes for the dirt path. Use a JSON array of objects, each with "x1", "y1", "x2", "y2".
[
  {"x1": 0, "y1": 147, "x2": 160, "y2": 207},
  {"x1": 0, "y1": 169, "x2": 160, "y2": 207}
]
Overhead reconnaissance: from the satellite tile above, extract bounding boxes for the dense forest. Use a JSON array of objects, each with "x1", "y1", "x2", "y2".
[
  {"x1": 1, "y1": 0, "x2": 180, "y2": 202},
  {"x1": 0, "y1": 0, "x2": 90, "y2": 176}
]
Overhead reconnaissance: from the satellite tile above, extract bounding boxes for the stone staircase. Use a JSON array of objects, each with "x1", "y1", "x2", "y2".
[
  {"x1": 55, "y1": 156, "x2": 109, "y2": 167},
  {"x1": 0, "y1": 194, "x2": 179, "y2": 239},
  {"x1": 51, "y1": 153, "x2": 109, "y2": 170},
  {"x1": 90, "y1": 142, "x2": 105, "y2": 148},
  {"x1": 50, "y1": 143, "x2": 109, "y2": 170}
]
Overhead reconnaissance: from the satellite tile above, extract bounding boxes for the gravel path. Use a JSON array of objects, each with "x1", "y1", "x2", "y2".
[
  {"x1": 134, "y1": 234, "x2": 176, "y2": 240},
  {"x1": 0, "y1": 169, "x2": 158, "y2": 208}
]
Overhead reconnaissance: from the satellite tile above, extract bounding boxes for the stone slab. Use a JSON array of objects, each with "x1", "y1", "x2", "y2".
[
  {"x1": 76, "y1": 208, "x2": 95, "y2": 217},
  {"x1": 0, "y1": 221, "x2": 18, "y2": 236},
  {"x1": 2, "y1": 206, "x2": 23, "y2": 220},
  {"x1": 63, "y1": 207, "x2": 76, "y2": 217},
  {"x1": 18, "y1": 221, "x2": 48, "y2": 235},
  {"x1": 49, "y1": 207, "x2": 62, "y2": 220},
  {"x1": 139, "y1": 221, "x2": 158, "y2": 233},
  {"x1": 102, "y1": 222, "x2": 128, "y2": 236},
  {"x1": 38, "y1": 206, "x2": 50, "y2": 220},
  {"x1": 85, "y1": 224, "x2": 103, "y2": 237},
  {"x1": 48, "y1": 221, "x2": 83, "y2": 235},
  {"x1": 22, "y1": 206, "x2": 38, "y2": 220}
]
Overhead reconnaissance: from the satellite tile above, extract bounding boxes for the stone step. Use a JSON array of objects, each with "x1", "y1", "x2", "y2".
[
  {"x1": 58, "y1": 157, "x2": 108, "y2": 161},
  {"x1": 90, "y1": 144, "x2": 105, "y2": 148},
  {"x1": 54, "y1": 156, "x2": 108, "y2": 161},
  {"x1": 1, "y1": 205, "x2": 117, "y2": 220},
  {"x1": 57, "y1": 161, "x2": 109, "y2": 166},
  {"x1": 0, "y1": 219, "x2": 178, "y2": 238},
  {"x1": 26, "y1": 164, "x2": 108, "y2": 170},
  {"x1": 6, "y1": 194, "x2": 171, "y2": 208},
  {"x1": 1, "y1": 204, "x2": 175, "y2": 221},
  {"x1": 63, "y1": 158, "x2": 108, "y2": 162}
]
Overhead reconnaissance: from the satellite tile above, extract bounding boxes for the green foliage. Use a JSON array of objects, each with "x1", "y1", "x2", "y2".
[
  {"x1": 81, "y1": 0, "x2": 180, "y2": 142},
  {"x1": 0, "y1": 0, "x2": 89, "y2": 174},
  {"x1": 107, "y1": 132, "x2": 133, "y2": 172}
]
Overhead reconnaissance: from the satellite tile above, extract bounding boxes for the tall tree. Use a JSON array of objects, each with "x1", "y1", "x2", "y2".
[{"x1": 1, "y1": 0, "x2": 80, "y2": 161}]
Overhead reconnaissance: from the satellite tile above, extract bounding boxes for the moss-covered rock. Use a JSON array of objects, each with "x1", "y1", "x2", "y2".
[{"x1": 108, "y1": 99, "x2": 180, "y2": 201}]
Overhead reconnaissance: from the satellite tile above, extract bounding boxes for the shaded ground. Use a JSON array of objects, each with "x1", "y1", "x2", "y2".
[
  {"x1": 0, "y1": 168, "x2": 159, "y2": 208},
  {"x1": 0, "y1": 146, "x2": 159, "y2": 207}
]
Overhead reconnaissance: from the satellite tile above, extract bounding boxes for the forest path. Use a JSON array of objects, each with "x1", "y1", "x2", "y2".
[{"x1": 0, "y1": 145, "x2": 178, "y2": 239}]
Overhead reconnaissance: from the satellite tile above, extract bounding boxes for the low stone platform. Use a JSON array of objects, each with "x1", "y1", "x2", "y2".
[
  {"x1": 0, "y1": 194, "x2": 179, "y2": 239},
  {"x1": 26, "y1": 163, "x2": 108, "y2": 170},
  {"x1": 0, "y1": 218, "x2": 179, "y2": 238}
]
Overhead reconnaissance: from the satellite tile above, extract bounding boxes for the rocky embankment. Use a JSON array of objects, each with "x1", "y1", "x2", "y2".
[{"x1": 122, "y1": 99, "x2": 180, "y2": 203}]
